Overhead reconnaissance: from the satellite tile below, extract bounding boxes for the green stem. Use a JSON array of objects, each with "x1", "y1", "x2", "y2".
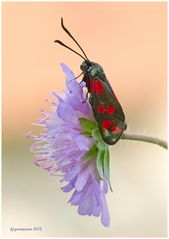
[{"x1": 121, "y1": 133, "x2": 167, "y2": 150}]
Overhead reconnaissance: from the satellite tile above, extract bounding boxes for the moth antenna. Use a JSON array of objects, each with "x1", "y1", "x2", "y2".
[
  {"x1": 61, "y1": 17, "x2": 89, "y2": 61},
  {"x1": 54, "y1": 40, "x2": 86, "y2": 61}
]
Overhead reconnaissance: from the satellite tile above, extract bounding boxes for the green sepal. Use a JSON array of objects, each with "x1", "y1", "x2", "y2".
[
  {"x1": 79, "y1": 118, "x2": 97, "y2": 131},
  {"x1": 103, "y1": 147, "x2": 112, "y2": 191},
  {"x1": 91, "y1": 128, "x2": 100, "y2": 141},
  {"x1": 80, "y1": 131, "x2": 92, "y2": 137},
  {"x1": 96, "y1": 146, "x2": 112, "y2": 191},
  {"x1": 96, "y1": 149, "x2": 104, "y2": 179},
  {"x1": 80, "y1": 118, "x2": 112, "y2": 190},
  {"x1": 92, "y1": 128, "x2": 107, "y2": 150},
  {"x1": 84, "y1": 144, "x2": 98, "y2": 159},
  {"x1": 103, "y1": 147, "x2": 109, "y2": 179}
]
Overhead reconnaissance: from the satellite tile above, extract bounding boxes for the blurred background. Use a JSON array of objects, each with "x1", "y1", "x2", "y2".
[{"x1": 2, "y1": 2, "x2": 167, "y2": 237}]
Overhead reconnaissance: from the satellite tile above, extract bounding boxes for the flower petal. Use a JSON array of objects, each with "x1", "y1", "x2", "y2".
[
  {"x1": 69, "y1": 190, "x2": 82, "y2": 206},
  {"x1": 75, "y1": 169, "x2": 91, "y2": 192},
  {"x1": 65, "y1": 164, "x2": 81, "y2": 181},
  {"x1": 75, "y1": 135, "x2": 92, "y2": 151},
  {"x1": 61, "y1": 182, "x2": 74, "y2": 192},
  {"x1": 57, "y1": 102, "x2": 80, "y2": 127},
  {"x1": 52, "y1": 91, "x2": 64, "y2": 103},
  {"x1": 103, "y1": 177, "x2": 108, "y2": 194},
  {"x1": 60, "y1": 63, "x2": 75, "y2": 81},
  {"x1": 101, "y1": 192, "x2": 110, "y2": 227}
]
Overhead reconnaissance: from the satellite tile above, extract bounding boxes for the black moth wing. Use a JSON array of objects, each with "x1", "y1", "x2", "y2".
[{"x1": 89, "y1": 76, "x2": 126, "y2": 145}]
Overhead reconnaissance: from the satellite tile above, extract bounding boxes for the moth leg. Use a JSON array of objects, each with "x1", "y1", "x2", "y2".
[
  {"x1": 79, "y1": 79, "x2": 84, "y2": 84},
  {"x1": 89, "y1": 94, "x2": 93, "y2": 105},
  {"x1": 81, "y1": 74, "x2": 91, "y2": 103},
  {"x1": 75, "y1": 71, "x2": 83, "y2": 80}
]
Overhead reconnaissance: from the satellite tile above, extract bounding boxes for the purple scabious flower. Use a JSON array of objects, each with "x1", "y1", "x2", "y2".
[{"x1": 29, "y1": 63, "x2": 111, "y2": 227}]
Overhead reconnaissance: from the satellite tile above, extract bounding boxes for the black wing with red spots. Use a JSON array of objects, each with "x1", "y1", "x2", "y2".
[{"x1": 81, "y1": 61, "x2": 127, "y2": 145}]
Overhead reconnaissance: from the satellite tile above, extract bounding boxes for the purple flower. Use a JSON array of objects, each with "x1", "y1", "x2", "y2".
[{"x1": 29, "y1": 63, "x2": 110, "y2": 227}]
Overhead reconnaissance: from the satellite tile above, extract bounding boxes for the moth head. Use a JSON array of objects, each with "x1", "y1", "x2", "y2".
[
  {"x1": 81, "y1": 61, "x2": 101, "y2": 77},
  {"x1": 80, "y1": 60, "x2": 92, "y2": 74}
]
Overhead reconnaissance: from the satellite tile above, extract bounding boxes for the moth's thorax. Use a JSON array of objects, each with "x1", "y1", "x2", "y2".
[{"x1": 80, "y1": 60, "x2": 105, "y2": 79}]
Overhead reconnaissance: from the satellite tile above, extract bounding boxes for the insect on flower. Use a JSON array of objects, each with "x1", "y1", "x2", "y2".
[{"x1": 55, "y1": 18, "x2": 127, "y2": 145}]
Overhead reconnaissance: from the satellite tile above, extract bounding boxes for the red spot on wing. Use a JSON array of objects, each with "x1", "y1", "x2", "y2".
[
  {"x1": 102, "y1": 120, "x2": 111, "y2": 129},
  {"x1": 97, "y1": 105, "x2": 105, "y2": 113},
  {"x1": 111, "y1": 125, "x2": 121, "y2": 134},
  {"x1": 95, "y1": 81, "x2": 104, "y2": 94},
  {"x1": 105, "y1": 105, "x2": 115, "y2": 114},
  {"x1": 89, "y1": 79, "x2": 104, "y2": 94},
  {"x1": 89, "y1": 79, "x2": 95, "y2": 92}
]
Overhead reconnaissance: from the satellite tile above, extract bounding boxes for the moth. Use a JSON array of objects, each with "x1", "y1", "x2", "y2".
[{"x1": 55, "y1": 18, "x2": 127, "y2": 145}]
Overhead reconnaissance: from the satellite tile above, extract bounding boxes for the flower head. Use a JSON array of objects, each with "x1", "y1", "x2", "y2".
[{"x1": 29, "y1": 63, "x2": 111, "y2": 227}]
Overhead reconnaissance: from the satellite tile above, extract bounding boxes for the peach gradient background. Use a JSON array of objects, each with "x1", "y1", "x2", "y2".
[{"x1": 2, "y1": 2, "x2": 167, "y2": 237}]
